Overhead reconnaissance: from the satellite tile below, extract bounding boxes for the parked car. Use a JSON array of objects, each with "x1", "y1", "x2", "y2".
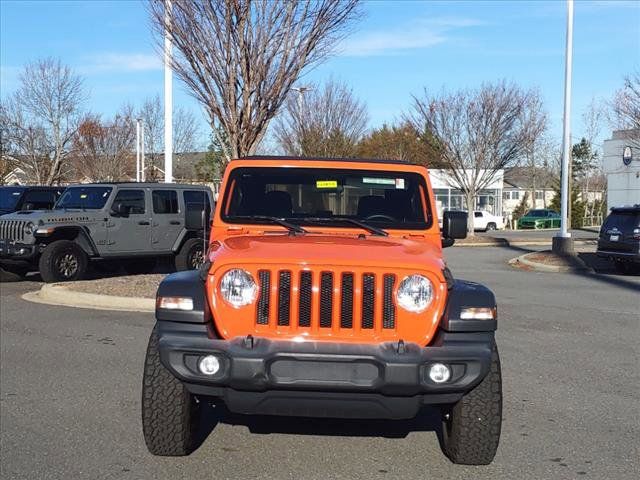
[
  {"x1": 0, "y1": 185, "x2": 64, "y2": 215},
  {"x1": 142, "y1": 156, "x2": 502, "y2": 465},
  {"x1": 517, "y1": 209, "x2": 561, "y2": 229},
  {"x1": 473, "y1": 210, "x2": 504, "y2": 231},
  {"x1": 0, "y1": 182, "x2": 213, "y2": 281},
  {"x1": 596, "y1": 205, "x2": 640, "y2": 274}
]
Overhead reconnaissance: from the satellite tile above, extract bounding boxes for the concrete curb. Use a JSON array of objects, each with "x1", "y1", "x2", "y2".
[
  {"x1": 22, "y1": 283, "x2": 155, "y2": 312},
  {"x1": 456, "y1": 240, "x2": 596, "y2": 248},
  {"x1": 508, "y1": 252, "x2": 591, "y2": 273}
]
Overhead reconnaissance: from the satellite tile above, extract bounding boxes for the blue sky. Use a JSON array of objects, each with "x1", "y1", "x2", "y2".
[{"x1": 1, "y1": 0, "x2": 639, "y2": 151}]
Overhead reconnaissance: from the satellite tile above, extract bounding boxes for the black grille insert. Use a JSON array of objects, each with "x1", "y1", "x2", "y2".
[
  {"x1": 340, "y1": 273, "x2": 354, "y2": 328},
  {"x1": 383, "y1": 274, "x2": 396, "y2": 329},
  {"x1": 277, "y1": 271, "x2": 291, "y2": 326},
  {"x1": 362, "y1": 274, "x2": 375, "y2": 329},
  {"x1": 320, "y1": 272, "x2": 333, "y2": 328},
  {"x1": 257, "y1": 270, "x2": 270, "y2": 325},
  {"x1": 299, "y1": 271, "x2": 312, "y2": 327}
]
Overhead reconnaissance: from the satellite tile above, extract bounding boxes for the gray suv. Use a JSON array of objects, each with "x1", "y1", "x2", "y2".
[{"x1": 0, "y1": 183, "x2": 212, "y2": 282}]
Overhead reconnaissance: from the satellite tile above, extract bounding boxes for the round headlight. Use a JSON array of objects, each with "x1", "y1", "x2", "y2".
[
  {"x1": 396, "y1": 274, "x2": 433, "y2": 313},
  {"x1": 23, "y1": 222, "x2": 35, "y2": 235},
  {"x1": 220, "y1": 269, "x2": 257, "y2": 307}
]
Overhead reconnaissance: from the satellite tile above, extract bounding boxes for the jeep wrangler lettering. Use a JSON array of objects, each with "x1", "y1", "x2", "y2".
[{"x1": 142, "y1": 157, "x2": 502, "y2": 465}]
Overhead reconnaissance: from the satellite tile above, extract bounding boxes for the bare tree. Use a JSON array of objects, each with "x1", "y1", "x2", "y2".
[
  {"x1": 147, "y1": 0, "x2": 361, "y2": 160},
  {"x1": 274, "y1": 80, "x2": 368, "y2": 157},
  {"x1": 409, "y1": 81, "x2": 532, "y2": 235},
  {"x1": 519, "y1": 89, "x2": 548, "y2": 208},
  {"x1": 610, "y1": 71, "x2": 640, "y2": 140},
  {"x1": 1, "y1": 58, "x2": 85, "y2": 185},
  {"x1": 73, "y1": 105, "x2": 136, "y2": 182}
]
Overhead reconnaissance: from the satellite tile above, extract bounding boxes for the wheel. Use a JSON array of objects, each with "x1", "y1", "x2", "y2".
[
  {"x1": 440, "y1": 345, "x2": 502, "y2": 465},
  {"x1": 142, "y1": 326, "x2": 199, "y2": 456},
  {"x1": 485, "y1": 222, "x2": 497, "y2": 231},
  {"x1": 174, "y1": 238, "x2": 205, "y2": 271},
  {"x1": 38, "y1": 240, "x2": 88, "y2": 283},
  {"x1": 123, "y1": 258, "x2": 157, "y2": 275}
]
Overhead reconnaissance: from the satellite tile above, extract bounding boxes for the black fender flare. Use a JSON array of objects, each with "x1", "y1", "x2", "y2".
[
  {"x1": 39, "y1": 226, "x2": 99, "y2": 256},
  {"x1": 156, "y1": 270, "x2": 211, "y2": 323},
  {"x1": 440, "y1": 280, "x2": 497, "y2": 332}
]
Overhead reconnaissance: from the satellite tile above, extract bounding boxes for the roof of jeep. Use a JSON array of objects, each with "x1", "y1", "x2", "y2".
[
  {"x1": 65, "y1": 182, "x2": 210, "y2": 190},
  {"x1": 237, "y1": 155, "x2": 418, "y2": 166}
]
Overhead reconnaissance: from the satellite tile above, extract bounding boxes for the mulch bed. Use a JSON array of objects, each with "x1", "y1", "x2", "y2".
[{"x1": 65, "y1": 274, "x2": 167, "y2": 298}]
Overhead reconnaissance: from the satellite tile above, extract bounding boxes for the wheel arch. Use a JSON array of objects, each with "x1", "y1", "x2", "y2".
[{"x1": 39, "y1": 226, "x2": 98, "y2": 256}]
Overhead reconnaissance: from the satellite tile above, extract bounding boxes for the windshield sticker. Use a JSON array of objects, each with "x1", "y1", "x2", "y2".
[
  {"x1": 363, "y1": 177, "x2": 395, "y2": 186},
  {"x1": 80, "y1": 194, "x2": 88, "y2": 199},
  {"x1": 316, "y1": 180, "x2": 338, "y2": 189},
  {"x1": 12, "y1": 192, "x2": 21, "y2": 195},
  {"x1": 395, "y1": 178, "x2": 405, "y2": 189}
]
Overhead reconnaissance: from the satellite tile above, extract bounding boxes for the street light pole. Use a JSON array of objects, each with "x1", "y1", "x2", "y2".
[
  {"x1": 164, "y1": 0, "x2": 173, "y2": 183},
  {"x1": 291, "y1": 86, "x2": 312, "y2": 156},
  {"x1": 141, "y1": 118, "x2": 146, "y2": 182},
  {"x1": 136, "y1": 119, "x2": 141, "y2": 182},
  {"x1": 553, "y1": 0, "x2": 575, "y2": 255}
]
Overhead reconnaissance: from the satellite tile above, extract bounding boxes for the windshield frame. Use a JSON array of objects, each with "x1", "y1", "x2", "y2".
[{"x1": 219, "y1": 166, "x2": 433, "y2": 231}]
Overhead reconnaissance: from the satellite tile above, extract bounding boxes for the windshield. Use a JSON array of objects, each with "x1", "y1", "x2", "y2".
[
  {"x1": 0, "y1": 187, "x2": 26, "y2": 210},
  {"x1": 55, "y1": 186, "x2": 113, "y2": 210},
  {"x1": 222, "y1": 167, "x2": 431, "y2": 230},
  {"x1": 527, "y1": 210, "x2": 547, "y2": 217},
  {"x1": 603, "y1": 212, "x2": 640, "y2": 231}
]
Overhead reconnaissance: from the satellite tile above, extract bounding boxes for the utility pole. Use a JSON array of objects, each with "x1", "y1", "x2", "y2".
[
  {"x1": 136, "y1": 119, "x2": 141, "y2": 182},
  {"x1": 164, "y1": 0, "x2": 173, "y2": 183},
  {"x1": 553, "y1": 0, "x2": 574, "y2": 255},
  {"x1": 141, "y1": 118, "x2": 146, "y2": 182},
  {"x1": 291, "y1": 86, "x2": 312, "y2": 156}
]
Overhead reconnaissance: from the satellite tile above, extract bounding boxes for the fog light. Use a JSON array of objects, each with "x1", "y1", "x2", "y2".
[
  {"x1": 429, "y1": 363, "x2": 451, "y2": 383},
  {"x1": 198, "y1": 355, "x2": 220, "y2": 375}
]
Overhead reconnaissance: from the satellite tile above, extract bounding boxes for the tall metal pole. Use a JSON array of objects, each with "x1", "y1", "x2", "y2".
[
  {"x1": 554, "y1": 0, "x2": 574, "y2": 254},
  {"x1": 136, "y1": 119, "x2": 141, "y2": 182},
  {"x1": 141, "y1": 119, "x2": 146, "y2": 182},
  {"x1": 164, "y1": 0, "x2": 173, "y2": 183}
]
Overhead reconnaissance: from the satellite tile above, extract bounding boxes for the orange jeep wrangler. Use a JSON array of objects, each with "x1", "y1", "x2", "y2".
[{"x1": 142, "y1": 157, "x2": 502, "y2": 465}]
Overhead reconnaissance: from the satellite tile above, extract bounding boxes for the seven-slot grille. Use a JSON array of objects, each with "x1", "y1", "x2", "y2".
[
  {"x1": 0, "y1": 220, "x2": 28, "y2": 242},
  {"x1": 256, "y1": 269, "x2": 397, "y2": 331}
]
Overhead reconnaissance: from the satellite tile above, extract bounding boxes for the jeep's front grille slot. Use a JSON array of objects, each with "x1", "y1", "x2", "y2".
[
  {"x1": 277, "y1": 271, "x2": 291, "y2": 326},
  {"x1": 340, "y1": 273, "x2": 354, "y2": 328},
  {"x1": 257, "y1": 270, "x2": 271, "y2": 325},
  {"x1": 362, "y1": 274, "x2": 375, "y2": 329},
  {"x1": 298, "y1": 271, "x2": 312, "y2": 327},
  {"x1": 383, "y1": 274, "x2": 396, "y2": 329},
  {"x1": 319, "y1": 272, "x2": 333, "y2": 328},
  {"x1": 253, "y1": 268, "x2": 402, "y2": 336},
  {"x1": 0, "y1": 220, "x2": 27, "y2": 242}
]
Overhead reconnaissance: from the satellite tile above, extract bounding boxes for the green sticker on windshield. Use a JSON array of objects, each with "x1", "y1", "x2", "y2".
[
  {"x1": 316, "y1": 180, "x2": 338, "y2": 189},
  {"x1": 363, "y1": 177, "x2": 395, "y2": 185}
]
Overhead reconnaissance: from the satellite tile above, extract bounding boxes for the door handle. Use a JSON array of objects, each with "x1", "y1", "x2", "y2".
[
  {"x1": 138, "y1": 220, "x2": 151, "y2": 225},
  {"x1": 170, "y1": 220, "x2": 181, "y2": 225}
]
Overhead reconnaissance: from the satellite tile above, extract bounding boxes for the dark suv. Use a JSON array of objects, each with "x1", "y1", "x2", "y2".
[
  {"x1": 597, "y1": 205, "x2": 640, "y2": 274},
  {"x1": 0, "y1": 186, "x2": 64, "y2": 215},
  {"x1": 0, "y1": 183, "x2": 213, "y2": 281}
]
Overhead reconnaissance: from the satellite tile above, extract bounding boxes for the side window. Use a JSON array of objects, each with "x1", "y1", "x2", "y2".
[
  {"x1": 183, "y1": 190, "x2": 211, "y2": 213},
  {"x1": 113, "y1": 189, "x2": 146, "y2": 214},
  {"x1": 152, "y1": 190, "x2": 179, "y2": 214},
  {"x1": 474, "y1": 211, "x2": 482, "y2": 218},
  {"x1": 22, "y1": 190, "x2": 57, "y2": 209}
]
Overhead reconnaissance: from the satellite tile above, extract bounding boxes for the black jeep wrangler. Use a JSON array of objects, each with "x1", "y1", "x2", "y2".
[{"x1": 0, "y1": 185, "x2": 64, "y2": 215}]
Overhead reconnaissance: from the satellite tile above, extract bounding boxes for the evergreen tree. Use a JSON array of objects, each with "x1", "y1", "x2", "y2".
[{"x1": 195, "y1": 127, "x2": 229, "y2": 182}]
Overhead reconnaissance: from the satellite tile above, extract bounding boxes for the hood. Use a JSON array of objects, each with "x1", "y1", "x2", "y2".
[
  {"x1": 0, "y1": 209, "x2": 97, "y2": 223},
  {"x1": 210, "y1": 233, "x2": 445, "y2": 277}
]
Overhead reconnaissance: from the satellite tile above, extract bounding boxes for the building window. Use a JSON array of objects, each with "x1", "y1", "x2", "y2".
[
  {"x1": 503, "y1": 191, "x2": 510, "y2": 200},
  {"x1": 512, "y1": 191, "x2": 520, "y2": 200},
  {"x1": 535, "y1": 191, "x2": 544, "y2": 200}
]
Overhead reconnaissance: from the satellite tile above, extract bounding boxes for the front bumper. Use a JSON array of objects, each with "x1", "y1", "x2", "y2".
[
  {"x1": 156, "y1": 321, "x2": 494, "y2": 419},
  {"x1": 0, "y1": 240, "x2": 38, "y2": 262}
]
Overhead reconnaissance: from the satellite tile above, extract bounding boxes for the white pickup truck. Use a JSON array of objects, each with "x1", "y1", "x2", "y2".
[{"x1": 473, "y1": 210, "x2": 504, "y2": 231}]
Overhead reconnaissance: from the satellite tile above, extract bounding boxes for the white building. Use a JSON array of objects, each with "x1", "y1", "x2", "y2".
[
  {"x1": 602, "y1": 129, "x2": 640, "y2": 210},
  {"x1": 429, "y1": 169, "x2": 504, "y2": 218},
  {"x1": 501, "y1": 167, "x2": 556, "y2": 214}
]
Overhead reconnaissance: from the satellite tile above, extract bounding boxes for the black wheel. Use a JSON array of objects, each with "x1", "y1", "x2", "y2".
[
  {"x1": 485, "y1": 222, "x2": 497, "y2": 231},
  {"x1": 174, "y1": 238, "x2": 205, "y2": 271},
  {"x1": 123, "y1": 258, "x2": 157, "y2": 275},
  {"x1": 38, "y1": 240, "x2": 88, "y2": 283},
  {"x1": 142, "y1": 326, "x2": 199, "y2": 456},
  {"x1": 440, "y1": 345, "x2": 502, "y2": 465}
]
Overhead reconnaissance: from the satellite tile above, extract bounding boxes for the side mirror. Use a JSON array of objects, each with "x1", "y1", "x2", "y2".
[
  {"x1": 111, "y1": 203, "x2": 130, "y2": 217},
  {"x1": 441, "y1": 210, "x2": 467, "y2": 247},
  {"x1": 21, "y1": 203, "x2": 35, "y2": 211}
]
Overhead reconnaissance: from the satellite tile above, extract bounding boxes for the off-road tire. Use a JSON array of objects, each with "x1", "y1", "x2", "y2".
[
  {"x1": 174, "y1": 238, "x2": 205, "y2": 271},
  {"x1": 485, "y1": 222, "x2": 497, "y2": 231},
  {"x1": 141, "y1": 326, "x2": 199, "y2": 456},
  {"x1": 123, "y1": 258, "x2": 157, "y2": 275},
  {"x1": 38, "y1": 240, "x2": 88, "y2": 283},
  {"x1": 441, "y1": 344, "x2": 502, "y2": 465}
]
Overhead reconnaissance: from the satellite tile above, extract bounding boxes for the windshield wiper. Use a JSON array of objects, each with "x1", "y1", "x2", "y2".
[
  {"x1": 229, "y1": 215, "x2": 308, "y2": 235},
  {"x1": 302, "y1": 217, "x2": 388, "y2": 237}
]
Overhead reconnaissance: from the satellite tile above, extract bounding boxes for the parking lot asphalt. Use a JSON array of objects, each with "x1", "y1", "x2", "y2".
[{"x1": 1, "y1": 247, "x2": 638, "y2": 480}]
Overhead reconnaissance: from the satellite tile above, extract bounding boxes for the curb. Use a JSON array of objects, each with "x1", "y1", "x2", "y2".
[
  {"x1": 22, "y1": 283, "x2": 155, "y2": 312},
  {"x1": 456, "y1": 240, "x2": 596, "y2": 248},
  {"x1": 508, "y1": 252, "x2": 591, "y2": 273}
]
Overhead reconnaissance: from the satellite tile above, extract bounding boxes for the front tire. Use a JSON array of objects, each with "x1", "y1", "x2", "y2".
[
  {"x1": 142, "y1": 326, "x2": 199, "y2": 456},
  {"x1": 485, "y1": 222, "x2": 497, "y2": 232},
  {"x1": 440, "y1": 345, "x2": 502, "y2": 465},
  {"x1": 38, "y1": 240, "x2": 88, "y2": 283},
  {"x1": 174, "y1": 238, "x2": 205, "y2": 271}
]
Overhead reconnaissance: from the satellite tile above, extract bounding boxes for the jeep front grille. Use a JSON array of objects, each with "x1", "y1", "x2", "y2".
[
  {"x1": 0, "y1": 220, "x2": 27, "y2": 242},
  {"x1": 255, "y1": 269, "x2": 397, "y2": 332}
]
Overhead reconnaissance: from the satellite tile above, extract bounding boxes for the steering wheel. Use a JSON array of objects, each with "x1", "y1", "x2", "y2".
[{"x1": 364, "y1": 214, "x2": 396, "y2": 222}]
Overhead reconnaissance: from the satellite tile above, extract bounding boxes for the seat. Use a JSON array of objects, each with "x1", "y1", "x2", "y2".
[
  {"x1": 385, "y1": 190, "x2": 412, "y2": 220},
  {"x1": 262, "y1": 190, "x2": 293, "y2": 218},
  {"x1": 357, "y1": 195, "x2": 391, "y2": 218}
]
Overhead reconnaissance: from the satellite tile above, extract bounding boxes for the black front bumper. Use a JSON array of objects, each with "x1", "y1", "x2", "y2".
[
  {"x1": 0, "y1": 240, "x2": 38, "y2": 263},
  {"x1": 156, "y1": 321, "x2": 494, "y2": 419}
]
